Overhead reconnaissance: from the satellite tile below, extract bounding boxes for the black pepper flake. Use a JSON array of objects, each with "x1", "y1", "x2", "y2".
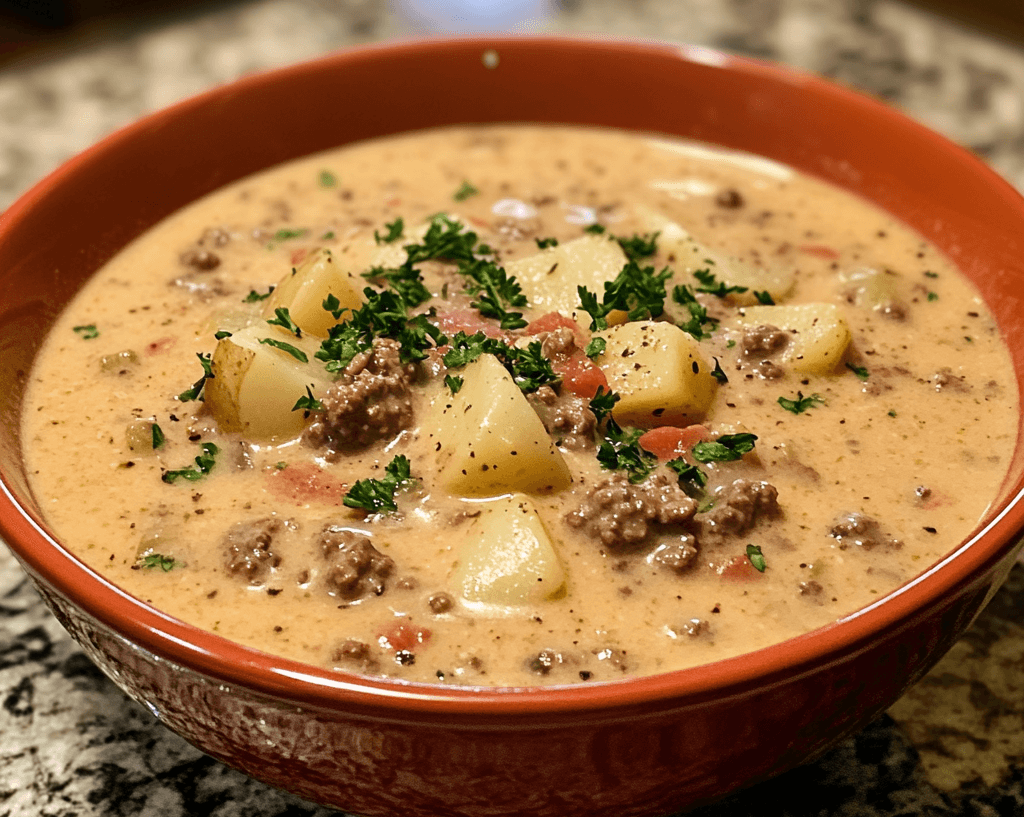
[
  {"x1": 579, "y1": 670, "x2": 593, "y2": 681},
  {"x1": 396, "y1": 650, "x2": 416, "y2": 666},
  {"x1": 923, "y1": 526, "x2": 937, "y2": 534},
  {"x1": 267, "y1": 588, "x2": 282, "y2": 596}
]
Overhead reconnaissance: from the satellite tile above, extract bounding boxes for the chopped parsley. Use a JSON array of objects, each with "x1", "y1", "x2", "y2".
[
  {"x1": 318, "y1": 170, "x2": 337, "y2": 188},
  {"x1": 924, "y1": 270, "x2": 938, "y2": 278},
  {"x1": 457, "y1": 258, "x2": 528, "y2": 330},
  {"x1": 213, "y1": 330, "x2": 232, "y2": 340},
  {"x1": 585, "y1": 337, "x2": 607, "y2": 360},
  {"x1": 710, "y1": 358, "x2": 728, "y2": 384},
  {"x1": 292, "y1": 385, "x2": 323, "y2": 413},
  {"x1": 266, "y1": 307, "x2": 302, "y2": 337},
  {"x1": 453, "y1": 180, "x2": 479, "y2": 201},
  {"x1": 597, "y1": 418, "x2": 656, "y2": 483},
  {"x1": 667, "y1": 458, "x2": 707, "y2": 496},
  {"x1": 151, "y1": 423, "x2": 165, "y2": 450},
  {"x1": 139, "y1": 553, "x2": 177, "y2": 571},
  {"x1": 162, "y1": 442, "x2": 219, "y2": 483},
  {"x1": 177, "y1": 352, "x2": 214, "y2": 402},
  {"x1": 577, "y1": 259, "x2": 672, "y2": 331},
  {"x1": 672, "y1": 284, "x2": 718, "y2": 341},
  {"x1": 584, "y1": 224, "x2": 606, "y2": 234},
  {"x1": 73, "y1": 324, "x2": 99, "y2": 339},
  {"x1": 374, "y1": 217, "x2": 404, "y2": 244},
  {"x1": 692, "y1": 433, "x2": 757, "y2": 463},
  {"x1": 445, "y1": 374, "x2": 464, "y2": 394},
  {"x1": 343, "y1": 455, "x2": 415, "y2": 514},
  {"x1": 746, "y1": 544, "x2": 766, "y2": 572},
  {"x1": 535, "y1": 237, "x2": 559, "y2": 249},
  {"x1": 259, "y1": 337, "x2": 308, "y2": 363},
  {"x1": 616, "y1": 232, "x2": 659, "y2": 261},
  {"x1": 362, "y1": 264, "x2": 432, "y2": 308},
  {"x1": 753, "y1": 290, "x2": 775, "y2": 305},
  {"x1": 243, "y1": 287, "x2": 274, "y2": 302},
  {"x1": 693, "y1": 269, "x2": 747, "y2": 298},
  {"x1": 272, "y1": 228, "x2": 307, "y2": 242},
  {"x1": 846, "y1": 362, "x2": 869, "y2": 380},
  {"x1": 588, "y1": 387, "x2": 619, "y2": 424},
  {"x1": 888, "y1": 409, "x2": 897, "y2": 417},
  {"x1": 927, "y1": 291, "x2": 939, "y2": 302},
  {"x1": 778, "y1": 391, "x2": 825, "y2": 414},
  {"x1": 441, "y1": 332, "x2": 557, "y2": 394}
]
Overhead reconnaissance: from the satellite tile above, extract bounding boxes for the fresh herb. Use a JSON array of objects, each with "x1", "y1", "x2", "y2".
[
  {"x1": 213, "y1": 330, "x2": 232, "y2": 340},
  {"x1": 177, "y1": 352, "x2": 214, "y2": 402},
  {"x1": 726, "y1": 339, "x2": 736, "y2": 349},
  {"x1": 404, "y1": 214, "x2": 487, "y2": 266},
  {"x1": 457, "y1": 258, "x2": 528, "y2": 330},
  {"x1": 667, "y1": 458, "x2": 708, "y2": 494},
  {"x1": 322, "y1": 231, "x2": 335, "y2": 240},
  {"x1": 924, "y1": 271, "x2": 938, "y2": 278},
  {"x1": 441, "y1": 331, "x2": 506, "y2": 369},
  {"x1": 927, "y1": 291, "x2": 939, "y2": 302},
  {"x1": 888, "y1": 409, "x2": 897, "y2": 417},
  {"x1": 374, "y1": 217, "x2": 404, "y2": 244},
  {"x1": 343, "y1": 454, "x2": 415, "y2": 514},
  {"x1": 584, "y1": 224, "x2": 606, "y2": 234},
  {"x1": 151, "y1": 423, "x2": 165, "y2": 450},
  {"x1": 244, "y1": 287, "x2": 274, "y2": 302},
  {"x1": 318, "y1": 170, "x2": 337, "y2": 188},
  {"x1": 710, "y1": 358, "x2": 728, "y2": 384},
  {"x1": 693, "y1": 269, "x2": 747, "y2": 298},
  {"x1": 445, "y1": 374, "x2": 464, "y2": 394},
  {"x1": 616, "y1": 232, "x2": 659, "y2": 261},
  {"x1": 161, "y1": 442, "x2": 218, "y2": 483},
  {"x1": 140, "y1": 553, "x2": 177, "y2": 571},
  {"x1": 753, "y1": 290, "x2": 775, "y2": 305},
  {"x1": 577, "y1": 259, "x2": 672, "y2": 331},
  {"x1": 585, "y1": 337, "x2": 607, "y2": 360},
  {"x1": 272, "y1": 228, "x2": 307, "y2": 242},
  {"x1": 846, "y1": 362, "x2": 869, "y2": 380},
  {"x1": 597, "y1": 419, "x2": 657, "y2": 483},
  {"x1": 362, "y1": 264, "x2": 432, "y2": 308},
  {"x1": 259, "y1": 337, "x2": 308, "y2": 363},
  {"x1": 535, "y1": 237, "x2": 559, "y2": 249},
  {"x1": 588, "y1": 387, "x2": 620, "y2": 424},
  {"x1": 441, "y1": 332, "x2": 557, "y2": 394},
  {"x1": 275, "y1": 461, "x2": 288, "y2": 469},
  {"x1": 746, "y1": 544, "x2": 766, "y2": 572},
  {"x1": 692, "y1": 433, "x2": 757, "y2": 463},
  {"x1": 778, "y1": 391, "x2": 825, "y2": 414},
  {"x1": 453, "y1": 180, "x2": 479, "y2": 201},
  {"x1": 266, "y1": 307, "x2": 302, "y2": 337},
  {"x1": 292, "y1": 385, "x2": 323, "y2": 413},
  {"x1": 672, "y1": 284, "x2": 718, "y2": 341},
  {"x1": 322, "y1": 293, "x2": 345, "y2": 320},
  {"x1": 73, "y1": 324, "x2": 99, "y2": 339}
]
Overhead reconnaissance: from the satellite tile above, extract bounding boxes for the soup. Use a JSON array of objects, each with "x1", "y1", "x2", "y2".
[{"x1": 22, "y1": 125, "x2": 1016, "y2": 686}]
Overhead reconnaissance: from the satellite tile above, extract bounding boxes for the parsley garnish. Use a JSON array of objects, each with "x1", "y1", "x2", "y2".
[
  {"x1": 692, "y1": 433, "x2": 757, "y2": 463},
  {"x1": 753, "y1": 290, "x2": 775, "y2": 305},
  {"x1": 151, "y1": 423, "x2": 165, "y2": 450},
  {"x1": 535, "y1": 237, "x2": 559, "y2": 249},
  {"x1": 577, "y1": 259, "x2": 672, "y2": 331},
  {"x1": 343, "y1": 455, "x2": 415, "y2": 514},
  {"x1": 846, "y1": 363, "x2": 869, "y2": 380},
  {"x1": 667, "y1": 458, "x2": 707, "y2": 495},
  {"x1": 244, "y1": 287, "x2": 274, "y2": 302},
  {"x1": 318, "y1": 170, "x2": 337, "y2": 188},
  {"x1": 457, "y1": 258, "x2": 528, "y2": 330},
  {"x1": 214, "y1": 330, "x2": 232, "y2": 340},
  {"x1": 746, "y1": 544, "x2": 766, "y2": 572},
  {"x1": 672, "y1": 284, "x2": 718, "y2": 341},
  {"x1": 73, "y1": 324, "x2": 99, "y2": 339},
  {"x1": 453, "y1": 181, "x2": 479, "y2": 201},
  {"x1": 292, "y1": 385, "x2": 323, "y2": 413},
  {"x1": 588, "y1": 387, "x2": 619, "y2": 424},
  {"x1": 585, "y1": 337, "x2": 607, "y2": 360},
  {"x1": 362, "y1": 264, "x2": 432, "y2": 308},
  {"x1": 322, "y1": 293, "x2": 345, "y2": 320},
  {"x1": 927, "y1": 291, "x2": 938, "y2": 302},
  {"x1": 711, "y1": 358, "x2": 728, "y2": 384},
  {"x1": 584, "y1": 224, "x2": 606, "y2": 234},
  {"x1": 266, "y1": 307, "x2": 302, "y2": 337},
  {"x1": 272, "y1": 228, "x2": 307, "y2": 242},
  {"x1": 162, "y1": 442, "x2": 218, "y2": 483},
  {"x1": 616, "y1": 232, "x2": 659, "y2": 261},
  {"x1": 924, "y1": 271, "x2": 938, "y2": 278},
  {"x1": 445, "y1": 374, "x2": 464, "y2": 394},
  {"x1": 597, "y1": 418, "x2": 657, "y2": 483},
  {"x1": 177, "y1": 352, "x2": 214, "y2": 402},
  {"x1": 374, "y1": 218, "x2": 404, "y2": 244},
  {"x1": 140, "y1": 553, "x2": 177, "y2": 571},
  {"x1": 778, "y1": 391, "x2": 825, "y2": 414},
  {"x1": 259, "y1": 337, "x2": 308, "y2": 363},
  {"x1": 441, "y1": 332, "x2": 557, "y2": 394},
  {"x1": 694, "y1": 269, "x2": 747, "y2": 298}
]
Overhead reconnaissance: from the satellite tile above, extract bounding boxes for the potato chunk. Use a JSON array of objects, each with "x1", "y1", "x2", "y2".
[
  {"x1": 452, "y1": 494, "x2": 566, "y2": 607},
  {"x1": 423, "y1": 354, "x2": 571, "y2": 496},
  {"x1": 636, "y1": 205, "x2": 794, "y2": 302},
  {"x1": 263, "y1": 248, "x2": 364, "y2": 337},
  {"x1": 738, "y1": 303, "x2": 851, "y2": 374},
  {"x1": 595, "y1": 321, "x2": 717, "y2": 424},
  {"x1": 205, "y1": 324, "x2": 329, "y2": 439},
  {"x1": 504, "y1": 234, "x2": 628, "y2": 320}
]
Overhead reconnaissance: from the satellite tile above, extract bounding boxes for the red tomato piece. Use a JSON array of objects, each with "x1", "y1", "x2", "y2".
[
  {"x1": 719, "y1": 555, "x2": 764, "y2": 582},
  {"x1": 638, "y1": 425, "x2": 710, "y2": 460},
  {"x1": 525, "y1": 312, "x2": 588, "y2": 349},
  {"x1": 267, "y1": 462, "x2": 348, "y2": 505},
  {"x1": 377, "y1": 621, "x2": 432, "y2": 652},
  {"x1": 435, "y1": 308, "x2": 508, "y2": 340},
  {"x1": 555, "y1": 353, "x2": 608, "y2": 400},
  {"x1": 290, "y1": 248, "x2": 308, "y2": 266},
  {"x1": 799, "y1": 244, "x2": 840, "y2": 260}
]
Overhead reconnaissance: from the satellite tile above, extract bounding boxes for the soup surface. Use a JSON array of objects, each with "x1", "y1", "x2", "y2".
[{"x1": 23, "y1": 126, "x2": 1016, "y2": 686}]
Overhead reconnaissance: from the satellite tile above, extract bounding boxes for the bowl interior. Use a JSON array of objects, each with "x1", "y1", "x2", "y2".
[{"x1": 2, "y1": 37, "x2": 1024, "y2": 711}]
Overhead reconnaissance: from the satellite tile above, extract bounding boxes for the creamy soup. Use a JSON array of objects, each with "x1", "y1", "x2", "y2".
[{"x1": 22, "y1": 126, "x2": 1016, "y2": 686}]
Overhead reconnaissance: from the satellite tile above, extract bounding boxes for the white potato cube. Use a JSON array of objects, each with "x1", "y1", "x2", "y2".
[
  {"x1": 422, "y1": 354, "x2": 571, "y2": 496},
  {"x1": 504, "y1": 234, "x2": 629, "y2": 321},
  {"x1": 263, "y1": 248, "x2": 365, "y2": 337},
  {"x1": 738, "y1": 303, "x2": 852, "y2": 375},
  {"x1": 595, "y1": 321, "x2": 718, "y2": 424},
  {"x1": 452, "y1": 494, "x2": 566, "y2": 607},
  {"x1": 205, "y1": 324, "x2": 329, "y2": 439}
]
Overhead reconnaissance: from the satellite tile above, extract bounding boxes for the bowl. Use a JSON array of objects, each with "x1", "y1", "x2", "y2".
[{"x1": 2, "y1": 36, "x2": 1024, "y2": 817}]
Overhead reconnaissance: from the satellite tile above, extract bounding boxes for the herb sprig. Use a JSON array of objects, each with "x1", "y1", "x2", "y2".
[{"x1": 344, "y1": 455, "x2": 415, "y2": 514}]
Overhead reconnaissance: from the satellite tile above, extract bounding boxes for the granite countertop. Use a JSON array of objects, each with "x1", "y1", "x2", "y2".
[{"x1": 1, "y1": 1, "x2": 1023, "y2": 814}]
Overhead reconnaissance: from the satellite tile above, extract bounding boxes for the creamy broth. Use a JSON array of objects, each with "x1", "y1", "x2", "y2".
[{"x1": 23, "y1": 126, "x2": 1016, "y2": 686}]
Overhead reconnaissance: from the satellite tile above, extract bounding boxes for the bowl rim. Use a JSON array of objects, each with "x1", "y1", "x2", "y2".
[{"x1": 2, "y1": 33, "x2": 1024, "y2": 719}]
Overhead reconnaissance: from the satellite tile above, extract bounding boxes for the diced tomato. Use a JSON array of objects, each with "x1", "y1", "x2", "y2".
[
  {"x1": 435, "y1": 308, "x2": 508, "y2": 340},
  {"x1": 799, "y1": 244, "x2": 840, "y2": 260},
  {"x1": 290, "y1": 248, "x2": 308, "y2": 266},
  {"x1": 525, "y1": 311, "x2": 588, "y2": 349},
  {"x1": 145, "y1": 336, "x2": 176, "y2": 356},
  {"x1": 467, "y1": 216, "x2": 490, "y2": 230},
  {"x1": 377, "y1": 621, "x2": 432, "y2": 652},
  {"x1": 719, "y1": 555, "x2": 764, "y2": 582},
  {"x1": 267, "y1": 462, "x2": 348, "y2": 505},
  {"x1": 555, "y1": 353, "x2": 608, "y2": 400},
  {"x1": 638, "y1": 425, "x2": 710, "y2": 460}
]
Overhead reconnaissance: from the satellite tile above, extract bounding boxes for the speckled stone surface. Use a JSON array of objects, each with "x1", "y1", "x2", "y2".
[{"x1": 1, "y1": 1, "x2": 1023, "y2": 815}]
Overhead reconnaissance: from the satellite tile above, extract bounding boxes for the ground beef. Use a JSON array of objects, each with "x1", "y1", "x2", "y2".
[
  {"x1": 171, "y1": 270, "x2": 229, "y2": 299},
  {"x1": 670, "y1": 618, "x2": 711, "y2": 638},
  {"x1": 303, "y1": 338, "x2": 415, "y2": 453},
  {"x1": 647, "y1": 537, "x2": 699, "y2": 573},
  {"x1": 223, "y1": 517, "x2": 282, "y2": 585},
  {"x1": 930, "y1": 367, "x2": 970, "y2": 393},
  {"x1": 699, "y1": 479, "x2": 780, "y2": 540},
  {"x1": 829, "y1": 513, "x2": 902, "y2": 550},
  {"x1": 739, "y1": 324, "x2": 790, "y2": 379},
  {"x1": 528, "y1": 385, "x2": 597, "y2": 450},
  {"x1": 179, "y1": 248, "x2": 221, "y2": 271},
  {"x1": 540, "y1": 326, "x2": 577, "y2": 358},
  {"x1": 566, "y1": 473, "x2": 697, "y2": 550},
  {"x1": 715, "y1": 188, "x2": 745, "y2": 209},
  {"x1": 319, "y1": 525, "x2": 394, "y2": 601},
  {"x1": 428, "y1": 592, "x2": 454, "y2": 613},
  {"x1": 332, "y1": 639, "x2": 379, "y2": 673}
]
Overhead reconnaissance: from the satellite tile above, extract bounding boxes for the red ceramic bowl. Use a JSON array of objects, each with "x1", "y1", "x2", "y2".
[{"x1": 2, "y1": 37, "x2": 1023, "y2": 817}]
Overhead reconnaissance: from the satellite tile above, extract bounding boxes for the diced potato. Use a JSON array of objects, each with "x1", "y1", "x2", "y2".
[
  {"x1": 504, "y1": 234, "x2": 628, "y2": 321},
  {"x1": 451, "y1": 494, "x2": 566, "y2": 607},
  {"x1": 205, "y1": 324, "x2": 330, "y2": 439},
  {"x1": 636, "y1": 205, "x2": 794, "y2": 302},
  {"x1": 595, "y1": 321, "x2": 718, "y2": 424},
  {"x1": 737, "y1": 303, "x2": 851, "y2": 375},
  {"x1": 839, "y1": 266, "x2": 902, "y2": 308},
  {"x1": 422, "y1": 354, "x2": 571, "y2": 496},
  {"x1": 263, "y1": 248, "x2": 365, "y2": 337}
]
